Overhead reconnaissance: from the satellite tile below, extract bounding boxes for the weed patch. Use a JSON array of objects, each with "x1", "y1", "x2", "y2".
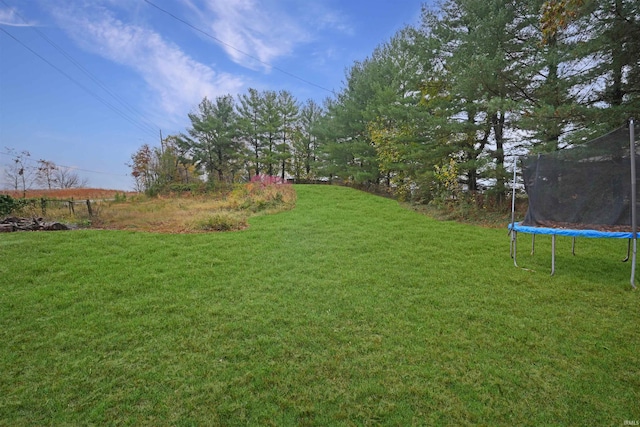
[{"x1": 2, "y1": 180, "x2": 296, "y2": 234}]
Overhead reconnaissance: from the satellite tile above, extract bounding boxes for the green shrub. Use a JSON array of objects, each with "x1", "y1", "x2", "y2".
[
  {"x1": 0, "y1": 194, "x2": 29, "y2": 217},
  {"x1": 168, "y1": 182, "x2": 206, "y2": 195},
  {"x1": 193, "y1": 213, "x2": 246, "y2": 231}
]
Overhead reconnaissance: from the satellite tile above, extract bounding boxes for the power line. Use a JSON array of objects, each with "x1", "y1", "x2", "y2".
[
  {"x1": 141, "y1": 0, "x2": 336, "y2": 95},
  {"x1": 24, "y1": 24, "x2": 160, "y2": 135},
  {"x1": 0, "y1": 27, "x2": 160, "y2": 140},
  {"x1": 0, "y1": 150, "x2": 129, "y2": 177},
  {"x1": 0, "y1": 0, "x2": 161, "y2": 138}
]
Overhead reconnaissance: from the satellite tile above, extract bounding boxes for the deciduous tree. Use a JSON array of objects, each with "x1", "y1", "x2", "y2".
[
  {"x1": 36, "y1": 159, "x2": 58, "y2": 189},
  {"x1": 54, "y1": 167, "x2": 88, "y2": 189},
  {"x1": 3, "y1": 148, "x2": 34, "y2": 197}
]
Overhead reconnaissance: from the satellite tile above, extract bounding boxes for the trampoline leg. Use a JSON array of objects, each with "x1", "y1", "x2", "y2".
[
  {"x1": 509, "y1": 231, "x2": 513, "y2": 258},
  {"x1": 551, "y1": 235, "x2": 556, "y2": 276},
  {"x1": 623, "y1": 239, "x2": 631, "y2": 263},
  {"x1": 512, "y1": 231, "x2": 519, "y2": 267},
  {"x1": 632, "y1": 238, "x2": 637, "y2": 289},
  {"x1": 572, "y1": 237, "x2": 576, "y2": 256},
  {"x1": 531, "y1": 235, "x2": 535, "y2": 255}
]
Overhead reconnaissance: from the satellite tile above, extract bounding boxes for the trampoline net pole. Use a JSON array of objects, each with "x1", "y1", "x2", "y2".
[
  {"x1": 631, "y1": 118, "x2": 637, "y2": 289},
  {"x1": 510, "y1": 157, "x2": 517, "y2": 233},
  {"x1": 510, "y1": 158, "x2": 517, "y2": 264},
  {"x1": 511, "y1": 157, "x2": 518, "y2": 251}
]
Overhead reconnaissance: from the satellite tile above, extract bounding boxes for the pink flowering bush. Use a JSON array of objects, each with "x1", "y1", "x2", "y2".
[{"x1": 249, "y1": 174, "x2": 289, "y2": 187}]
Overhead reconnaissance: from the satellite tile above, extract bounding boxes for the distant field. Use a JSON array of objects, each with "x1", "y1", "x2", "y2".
[
  {"x1": 2, "y1": 188, "x2": 135, "y2": 200},
  {"x1": 1, "y1": 185, "x2": 638, "y2": 425}
]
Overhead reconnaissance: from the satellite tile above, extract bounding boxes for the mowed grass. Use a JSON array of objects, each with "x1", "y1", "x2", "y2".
[{"x1": 1, "y1": 185, "x2": 638, "y2": 425}]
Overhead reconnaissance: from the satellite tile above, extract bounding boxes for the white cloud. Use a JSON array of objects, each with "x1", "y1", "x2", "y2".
[
  {"x1": 303, "y1": 4, "x2": 354, "y2": 36},
  {"x1": 184, "y1": 0, "x2": 352, "y2": 71},
  {"x1": 50, "y1": 4, "x2": 244, "y2": 118},
  {"x1": 0, "y1": 7, "x2": 36, "y2": 27},
  {"x1": 198, "y1": 0, "x2": 308, "y2": 70}
]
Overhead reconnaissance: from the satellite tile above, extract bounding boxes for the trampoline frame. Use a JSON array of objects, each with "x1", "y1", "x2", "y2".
[
  {"x1": 509, "y1": 118, "x2": 637, "y2": 289},
  {"x1": 509, "y1": 222, "x2": 634, "y2": 279}
]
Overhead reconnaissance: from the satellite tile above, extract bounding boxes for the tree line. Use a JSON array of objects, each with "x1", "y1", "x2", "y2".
[
  {"x1": 131, "y1": 0, "x2": 640, "y2": 205},
  {"x1": 129, "y1": 90, "x2": 322, "y2": 195}
]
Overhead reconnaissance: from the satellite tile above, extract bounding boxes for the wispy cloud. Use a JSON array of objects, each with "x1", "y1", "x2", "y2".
[
  {"x1": 185, "y1": 0, "x2": 352, "y2": 70},
  {"x1": 202, "y1": 0, "x2": 307, "y2": 70},
  {"x1": 303, "y1": 4, "x2": 354, "y2": 36},
  {"x1": 0, "y1": 6, "x2": 36, "y2": 27},
  {"x1": 49, "y1": 3, "x2": 244, "y2": 118}
]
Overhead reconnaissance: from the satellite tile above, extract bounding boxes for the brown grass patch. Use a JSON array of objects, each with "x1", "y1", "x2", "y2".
[
  {"x1": 91, "y1": 183, "x2": 296, "y2": 233},
  {"x1": 2, "y1": 184, "x2": 296, "y2": 233},
  {"x1": 3, "y1": 188, "x2": 135, "y2": 200}
]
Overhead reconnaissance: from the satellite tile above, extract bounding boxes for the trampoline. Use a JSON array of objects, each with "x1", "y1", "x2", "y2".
[
  {"x1": 508, "y1": 221, "x2": 635, "y2": 277},
  {"x1": 509, "y1": 119, "x2": 639, "y2": 288}
]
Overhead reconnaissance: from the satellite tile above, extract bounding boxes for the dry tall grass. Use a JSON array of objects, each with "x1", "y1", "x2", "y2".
[
  {"x1": 3, "y1": 188, "x2": 134, "y2": 200},
  {"x1": 92, "y1": 183, "x2": 296, "y2": 233},
  {"x1": 3, "y1": 183, "x2": 296, "y2": 233}
]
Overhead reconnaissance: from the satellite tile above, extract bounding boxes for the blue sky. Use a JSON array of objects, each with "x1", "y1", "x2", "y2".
[{"x1": 0, "y1": 0, "x2": 426, "y2": 190}]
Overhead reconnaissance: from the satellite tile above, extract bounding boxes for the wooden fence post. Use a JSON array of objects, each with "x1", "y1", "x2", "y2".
[{"x1": 86, "y1": 199, "x2": 93, "y2": 217}]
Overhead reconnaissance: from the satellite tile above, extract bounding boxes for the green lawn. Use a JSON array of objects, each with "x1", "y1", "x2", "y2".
[{"x1": 1, "y1": 185, "x2": 638, "y2": 426}]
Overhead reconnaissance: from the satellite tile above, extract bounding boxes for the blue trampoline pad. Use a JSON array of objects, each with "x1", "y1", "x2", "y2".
[{"x1": 509, "y1": 222, "x2": 634, "y2": 239}]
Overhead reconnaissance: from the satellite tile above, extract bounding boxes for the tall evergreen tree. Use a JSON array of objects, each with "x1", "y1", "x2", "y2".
[
  {"x1": 318, "y1": 59, "x2": 382, "y2": 185},
  {"x1": 257, "y1": 90, "x2": 281, "y2": 177},
  {"x1": 276, "y1": 90, "x2": 299, "y2": 180},
  {"x1": 582, "y1": 0, "x2": 640, "y2": 127},
  {"x1": 237, "y1": 88, "x2": 264, "y2": 177},
  {"x1": 185, "y1": 95, "x2": 241, "y2": 185},
  {"x1": 292, "y1": 99, "x2": 323, "y2": 180},
  {"x1": 420, "y1": 0, "x2": 529, "y2": 200}
]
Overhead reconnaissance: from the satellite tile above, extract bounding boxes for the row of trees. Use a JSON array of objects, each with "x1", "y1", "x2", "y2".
[
  {"x1": 319, "y1": 0, "x2": 639, "y2": 204},
  {"x1": 3, "y1": 148, "x2": 88, "y2": 196},
  {"x1": 130, "y1": 89, "x2": 323, "y2": 194},
  {"x1": 131, "y1": 0, "x2": 640, "y2": 205}
]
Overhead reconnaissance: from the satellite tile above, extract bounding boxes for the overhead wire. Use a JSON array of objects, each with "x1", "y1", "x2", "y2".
[
  {"x1": 28, "y1": 34, "x2": 159, "y2": 135},
  {"x1": 0, "y1": 150, "x2": 128, "y2": 177},
  {"x1": 1, "y1": 1, "x2": 337, "y2": 179},
  {"x1": 0, "y1": 2, "x2": 166, "y2": 184},
  {"x1": 2, "y1": 0, "x2": 336, "y2": 137},
  {"x1": 141, "y1": 0, "x2": 336, "y2": 95},
  {"x1": 0, "y1": 0, "x2": 162, "y2": 137},
  {"x1": 0, "y1": 28, "x2": 160, "y2": 141}
]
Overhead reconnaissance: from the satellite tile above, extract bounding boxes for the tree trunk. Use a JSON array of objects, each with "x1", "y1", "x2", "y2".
[
  {"x1": 610, "y1": 0, "x2": 625, "y2": 107},
  {"x1": 544, "y1": 34, "x2": 561, "y2": 151}
]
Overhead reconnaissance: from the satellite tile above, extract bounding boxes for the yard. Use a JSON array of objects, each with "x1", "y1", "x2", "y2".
[{"x1": 1, "y1": 185, "x2": 638, "y2": 425}]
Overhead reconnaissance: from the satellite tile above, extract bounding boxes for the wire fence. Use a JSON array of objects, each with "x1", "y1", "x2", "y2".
[{"x1": 14, "y1": 198, "x2": 103, "y2": 220}]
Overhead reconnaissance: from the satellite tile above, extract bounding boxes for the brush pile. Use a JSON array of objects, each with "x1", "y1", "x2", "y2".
[{"x1": 0, "y1": 217, "x2": 69, "y2": 232}]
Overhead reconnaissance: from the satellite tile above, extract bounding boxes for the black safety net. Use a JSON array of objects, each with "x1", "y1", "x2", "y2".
[{"x1": 521, "y1": 122, "x2": 640, "y2": 232}]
